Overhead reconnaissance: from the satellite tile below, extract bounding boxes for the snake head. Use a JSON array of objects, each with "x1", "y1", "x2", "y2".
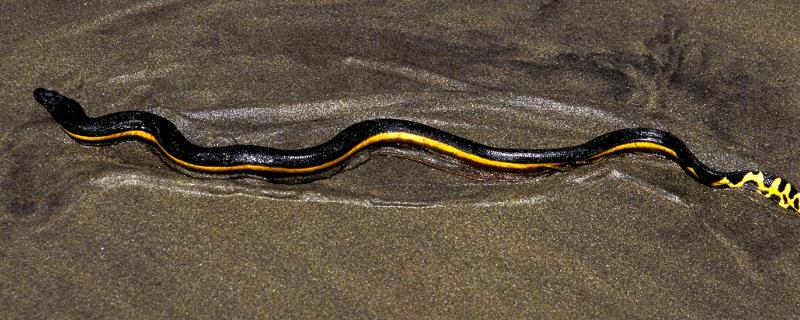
[
  {"x1": 33, "y1": 88, "x2": 64, "y2": 112},
  {"x1": 33, "y1": 88, "x2": 87, "y2": 120}
]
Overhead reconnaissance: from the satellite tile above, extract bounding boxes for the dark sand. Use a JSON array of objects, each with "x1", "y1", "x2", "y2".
[{"x1": 2, "y1": 1, "x2": 800, "y2": 318}]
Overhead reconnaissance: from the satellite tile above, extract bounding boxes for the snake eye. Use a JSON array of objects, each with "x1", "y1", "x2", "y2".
[{"x1": 33, "y1": 88, "x2": 63, "y2": 112}]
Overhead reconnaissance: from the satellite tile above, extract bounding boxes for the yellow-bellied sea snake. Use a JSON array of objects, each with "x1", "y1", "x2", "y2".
[{"x1": 33, "y1": 88, "x2": 799, "y2": 214}]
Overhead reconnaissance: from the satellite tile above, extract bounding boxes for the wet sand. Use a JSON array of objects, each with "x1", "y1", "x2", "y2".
[{"x1": 2, "y1": 1, "x2": 800, "y2": 318}]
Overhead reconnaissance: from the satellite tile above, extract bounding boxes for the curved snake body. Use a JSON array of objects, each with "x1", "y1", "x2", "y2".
[{"x1": 33, "y1": 88, "x2": 800, "y2": 214}]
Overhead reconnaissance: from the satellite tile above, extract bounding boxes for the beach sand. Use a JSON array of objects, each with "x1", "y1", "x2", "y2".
[{"x1": 2, "y1": 1, "x2": 799, "y2": 318}]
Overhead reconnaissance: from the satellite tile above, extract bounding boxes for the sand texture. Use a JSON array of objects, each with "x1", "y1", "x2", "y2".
[{"x1": 2, "y1": 1, "x2": 800, "y2": 318}]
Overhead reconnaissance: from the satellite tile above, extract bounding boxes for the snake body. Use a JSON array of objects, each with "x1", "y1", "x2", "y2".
[{"x1": 33, "y1": 88, "x2": 799, "y2": 214}]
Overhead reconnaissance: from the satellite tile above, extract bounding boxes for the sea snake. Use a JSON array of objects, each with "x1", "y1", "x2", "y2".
[{"x1": 33, "y1": 88, "x2": 799, "y2": 214}]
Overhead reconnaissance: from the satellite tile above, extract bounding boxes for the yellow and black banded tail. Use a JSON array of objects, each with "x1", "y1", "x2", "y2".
[
  {"x1": 33, "y1": 88, "x2": 800, "y2": 216},
  {"x1": 712, "y1": 171, "x2": 800, "y2": 213}
]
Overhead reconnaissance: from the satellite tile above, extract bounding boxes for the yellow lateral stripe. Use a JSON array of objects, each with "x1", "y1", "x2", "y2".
[
  {"x1": 589, "y1": 141, "x2": 678, "y2": 160},
  {"x1": 686, "y1": 167, "x2": 698, "y2": 178},
  {"x1": 712, "y1": 172, "x2": 800, "y2": 212},
  {"x1": 63, "y1": 129, "x2": 562, "y2": 173}
]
